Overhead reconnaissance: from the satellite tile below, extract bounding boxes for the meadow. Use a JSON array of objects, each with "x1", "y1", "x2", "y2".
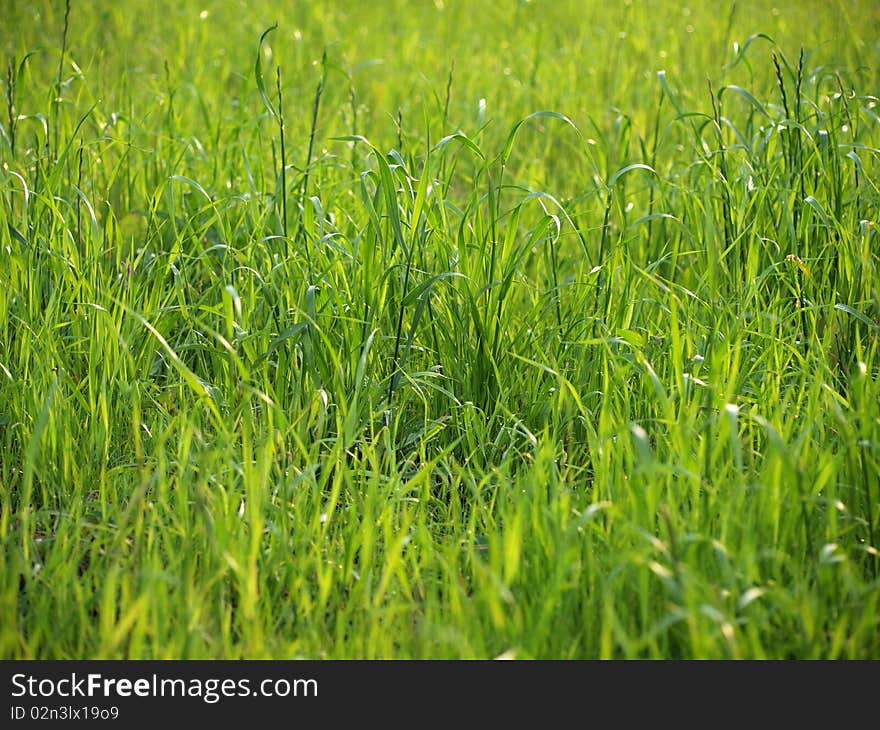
[{"x1": 1, "y1": 0, "x2": 878, "y2": 658}]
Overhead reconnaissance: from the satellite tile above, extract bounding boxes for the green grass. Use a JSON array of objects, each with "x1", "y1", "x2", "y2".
[{"x1": 1, "y1": 0, "x2": 879, "y2": 658}]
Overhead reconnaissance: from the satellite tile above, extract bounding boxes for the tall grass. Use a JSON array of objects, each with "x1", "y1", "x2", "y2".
[{"x1": 1, "y1": 0, "x2": 878, "y2": 658}]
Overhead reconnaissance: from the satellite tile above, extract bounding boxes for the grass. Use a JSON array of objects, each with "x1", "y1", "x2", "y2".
[{"x1": 1, "y1": 0, "x2": 879, "y2": 659}]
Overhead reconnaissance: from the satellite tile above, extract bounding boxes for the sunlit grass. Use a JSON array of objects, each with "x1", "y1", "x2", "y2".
[{"x1": 1, "y1": 0, "x2": 878, "y2": 658}]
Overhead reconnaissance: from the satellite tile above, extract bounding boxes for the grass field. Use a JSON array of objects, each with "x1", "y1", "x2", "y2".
[{"x1": 1, "y1": 0, "x2": 879, "y2": 658}]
